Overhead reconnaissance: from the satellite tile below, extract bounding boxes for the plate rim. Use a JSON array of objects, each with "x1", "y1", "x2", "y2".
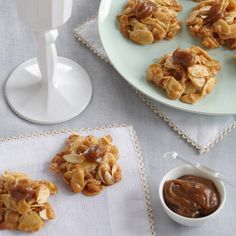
[{"x1": 98, "y1": 0, "x2": 236, "y2": 116}]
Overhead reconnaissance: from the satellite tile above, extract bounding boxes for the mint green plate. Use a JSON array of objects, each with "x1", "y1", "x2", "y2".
[{"x1": 98, "y1": 0, "x2": 236, "y2": 115}]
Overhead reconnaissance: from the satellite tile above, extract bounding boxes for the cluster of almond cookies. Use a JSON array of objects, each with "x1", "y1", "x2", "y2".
[
  {"x1": 147, "y1": 46, "x2": 221, "y2": 104},
  {"x1": 118, "y1": 0, "x2": 236, "y2": 49},
  {"x1": 117, "y1": 0, "x2": 182, "y2": 44},
  {"x1": 0, "y1": 172, "x2": 57, "y2": 232},
  {"x1": 187, "y1": 0, "x2": 236, "y2": 49},
  {"x1": 0, "y1": 134, "x2": 122, "y2": 233},
  {"x1": 50, "y1": 134, "x2": 122, "y2": 196}
]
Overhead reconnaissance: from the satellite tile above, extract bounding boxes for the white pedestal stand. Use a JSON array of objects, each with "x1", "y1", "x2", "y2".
[{"x1": 5, "y1": 1, "x2": 92, "y2": 124}]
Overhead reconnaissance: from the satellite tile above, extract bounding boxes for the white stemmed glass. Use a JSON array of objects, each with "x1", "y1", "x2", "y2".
[{"x1": 5, "y1": 0, "x2": 92, "y2": 124}]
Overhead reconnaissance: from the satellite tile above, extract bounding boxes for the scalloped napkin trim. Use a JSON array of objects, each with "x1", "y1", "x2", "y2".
[{"x1": 0, "y1": 124, "x2": 156, "y2": 236}]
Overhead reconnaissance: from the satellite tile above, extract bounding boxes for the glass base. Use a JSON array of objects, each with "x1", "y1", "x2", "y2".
[{"x1": 5, "y1": 57, "x2": 93, "y2": 124}]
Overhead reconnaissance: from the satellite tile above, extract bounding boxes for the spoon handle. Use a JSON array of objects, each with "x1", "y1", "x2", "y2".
[
  {"x1": 165, "y1": 151, "x2": 236, "y2": 188},
  {"x1": 216, "y1": 173, "x2": 236, "y2": 188}
]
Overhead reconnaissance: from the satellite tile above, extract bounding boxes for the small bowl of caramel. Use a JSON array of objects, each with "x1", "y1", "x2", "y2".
[{"x1": 159, "y1": 165, "x2": 226, "y2": 227}]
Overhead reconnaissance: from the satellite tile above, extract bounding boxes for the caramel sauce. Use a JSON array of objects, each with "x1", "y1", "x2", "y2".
[
  {"x1": 135, "y1": 1, "x2": 157, "y2": 20},
  {"x1": 172, "y1": 49, "x2": 195, "y2": 68},
  {"x1": 208, "y1": 2, "x2": 223, "y2": 23},
  {"x1": 10, "y1": 183, "x2": 35, "y2": 202},
  {"x1": 83, "y1": 145, "x2": 106, "y2": 162},
  {"x1": 163, "y1": 175, "x2": 221, "y2": 218}
]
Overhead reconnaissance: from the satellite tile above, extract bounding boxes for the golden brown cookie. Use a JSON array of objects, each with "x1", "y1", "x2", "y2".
[
  {"x1": 146, "y1": 46, "x2": 221, "y2": 104},
  {"x1": 117, "y1": 0, "x2": 182, "y2": 44},
  {"x1": 187, "y1": 0, "x2": 236, "y2": 49},
  {"x1": 0, "y1": 172, "x2": 57, "y2": 232},
  {"x1": 50, "y1": 134, "x2": 122, "y2": 196}
]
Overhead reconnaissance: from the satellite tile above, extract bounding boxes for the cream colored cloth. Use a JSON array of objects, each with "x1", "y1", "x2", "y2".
[{"x1": 0, "y1": 125, "x2": 155, "y2": 236}]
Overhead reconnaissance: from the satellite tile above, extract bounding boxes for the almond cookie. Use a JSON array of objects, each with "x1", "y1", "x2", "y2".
[
  {"x1": 0, "y1": 172, "x2": 57, "y2": 232},
  {"x1": 147, "y1": 46, "x2": 221, "y2": 104},
  {"x1": 117, "y1": 0, "x2": 182, "y2": 44},
  {"x1": 50, "y1": 134, "x2": 122, "y2": 196}
]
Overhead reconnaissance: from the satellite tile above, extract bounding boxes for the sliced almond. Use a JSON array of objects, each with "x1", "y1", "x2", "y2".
[
  {"x1": 18, "y1": 212, "x2": 44, "y2": 232},
  {"x1": 2, "y1": 195, "x2": 18, "y2": 212},
  {"x1": 180, "y1": 93, "x2": 201, "y2": 104},
  {"x1": 98, "y1": 163, "x2": 110, "y2": 185},
  {"x1": 83, "y1": 179, "x2": 104, "y2": 196},
  {"x1": 39, "y1": 209, "x2": 48, "y2": 220},
  {"x1": 70, "y1": 168, "x2": 85, "y2": 193},
  {"x1": 154, "y1": 11, "x2": 170, "y2": 25},
  {"x1": 189, "y1": 76, "x2": 206, "y2": 89},
  {"x1": 5, "y1": 210, "x2": 20, "y2": 224},
  {"x1": 104, "y1": 172, "x2": 114, "y2": 185},
  {"x1": 164, "y1": 56, "x2": 176, "y2": 69},
  {"x1": 111, "y1": 163, "x2": 119, "y2": 177},
  {"x1": 213, "y1": 19, "x2": 231, "y2": 35},
  {"x1": 186, "y1": 10, "x2": 200, "y2": 24},
  {"x1": 128, "y1": 29, "x2": 154, "y2": 45},
  {"x1": 184, "y1": 81, "x2": 197, "y2": 94},
  {"x1": 201, "y1": 77, "x2": 216, "y2": 97},
  {"x1": 63, "y1": 154, "x2": 85, "y2": 164},
  {"x1": 18, "y1": 199, "x2": 30, "y2": 214},
  {"x1": 199, "y1": 6, "x2": 211, "y2": 13},
  {"x1": 188, "y1": 65, "x2": 209, "y2": 78},
  {"x1": 36, "y1": 185, "x2": 50, "y2": 204},
  {"x1": 44, "y1": 203, "x2": 55, "y2": 219}
]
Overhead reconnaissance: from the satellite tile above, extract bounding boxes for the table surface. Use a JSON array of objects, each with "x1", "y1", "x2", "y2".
[{"x1": 0, "y1": 1, "x2": 236, "y2": 235}]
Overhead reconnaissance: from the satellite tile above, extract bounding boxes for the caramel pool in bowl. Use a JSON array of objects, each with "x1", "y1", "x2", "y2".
[
  {"x1": 159, "y1": 165, "x2": 226, "y2": 227},
  {"x1": 163, "y1": 175, "x2": 221, "y2": 218}
]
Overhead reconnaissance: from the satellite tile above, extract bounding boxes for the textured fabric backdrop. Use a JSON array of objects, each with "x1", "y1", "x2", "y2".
[{"x1": 0, "y1": 1, "x2": 236, "y2": 235}]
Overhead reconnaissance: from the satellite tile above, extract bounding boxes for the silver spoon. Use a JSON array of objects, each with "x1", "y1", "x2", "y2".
[{"x1": 163, "y1": 151, "x2": 236, "y2": 187}]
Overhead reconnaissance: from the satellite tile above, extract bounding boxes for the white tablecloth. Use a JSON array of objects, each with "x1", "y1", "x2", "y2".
[
  {"x1": 0, "y1": 1, "x2": 236, "y2": 235},
  {"x1": 0, "y1": 125, "x2": 155, "y2": 236}
]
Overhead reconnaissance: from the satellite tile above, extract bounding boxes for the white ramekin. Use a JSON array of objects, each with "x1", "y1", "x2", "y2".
[{"x1": 159, "y1": 165, "x2": 226, "y2": 227}]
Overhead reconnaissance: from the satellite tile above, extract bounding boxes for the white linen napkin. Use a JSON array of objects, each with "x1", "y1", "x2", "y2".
[
  {"x1": 0, "y1": 124, "x2": 156, "y2": 236},
  {"x1": 74, "y1": 17, "x2": 236, "y2": 154}
]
